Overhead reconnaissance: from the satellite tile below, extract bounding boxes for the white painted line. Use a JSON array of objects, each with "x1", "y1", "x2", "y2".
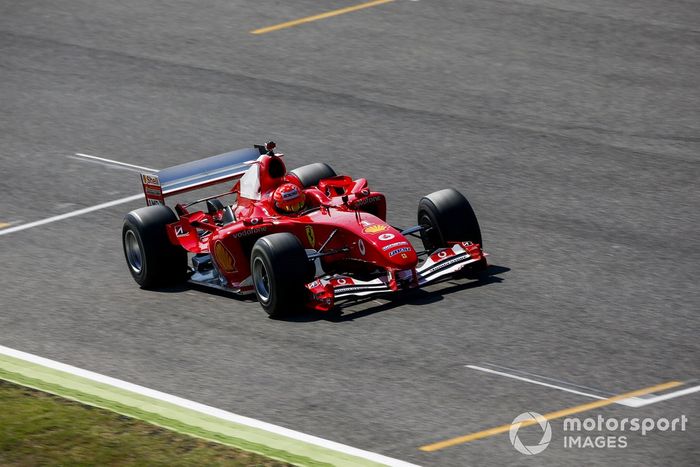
[
  {"x1": 0, "y1": 194, "x2": 144, "y2": 237},
  {"x1": 0, "y1": 152, "x2": 156, "y2": 237},
  {"x1": 0, "y1": 345, "x2": 419, "y2": 467},
  {"x1": 467, "y1": 365, "x2": 698, "y2": 408},
  {"x1": 482, "y1": 362, "x2": 616, "y2": 397},
  {"x1": 68, "y1": 156, "x2": 143, "y2": 173},
  {"x1": 74, "y1": 153, "x2": 158, "y2": 173},
  {"x1": 621, "y1": 384, "x2": 700, "y2": 408},
  {"x1": 466, "y1": 365, "x2": 615, "y2": 403}
]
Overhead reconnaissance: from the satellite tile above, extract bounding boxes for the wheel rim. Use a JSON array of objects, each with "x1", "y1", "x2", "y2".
[
  {"x1": 252, "y1": 257, "x2": 271, "y2": 303},
  {"x1": 124, "y1": 230, "x2": 143, "y2": 273}
]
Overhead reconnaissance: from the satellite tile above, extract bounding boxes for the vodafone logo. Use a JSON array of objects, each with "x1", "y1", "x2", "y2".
[
  {"x1": 358, "y1": 239, "x2": 366, "y2": 256},
  {"x1": 378, "y1": 233, "x2": 395, "y2": 241}
]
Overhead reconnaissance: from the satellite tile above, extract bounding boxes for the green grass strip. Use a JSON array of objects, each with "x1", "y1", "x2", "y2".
[
  {"x1": 0, "y1": 354, "x2": 386, "y2": 467},
  {"x1": 0, "y1": 379, "x2": 289, "y2": 466}
]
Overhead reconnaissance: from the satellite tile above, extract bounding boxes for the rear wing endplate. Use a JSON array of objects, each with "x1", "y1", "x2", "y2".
[{"x1": 140, "y1": 147, "x2": 264, "y2": 205}]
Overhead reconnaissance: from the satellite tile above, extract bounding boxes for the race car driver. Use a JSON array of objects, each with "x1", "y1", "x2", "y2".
[{"x1": 273, "y1": 182, "x2": 306, "y2": 214}]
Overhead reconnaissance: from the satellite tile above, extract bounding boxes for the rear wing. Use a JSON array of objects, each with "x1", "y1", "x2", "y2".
[{"x1": 140, "y1": 147, "x2": 264, "y2": 206}]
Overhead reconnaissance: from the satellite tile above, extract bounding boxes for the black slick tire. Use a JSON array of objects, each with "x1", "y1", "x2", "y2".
[
  {"x1": 250, "y1": 233, "x2": 313, "y2": 318},
  {"x1": 122, "y1": 205, "x2": 188, "y2": 288}
]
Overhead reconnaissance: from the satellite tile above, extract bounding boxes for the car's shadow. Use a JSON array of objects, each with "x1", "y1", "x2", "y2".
[
  {"x1": 280, "y1": 264, "x2": 510, "y2": 323},
  {"x1": 151, "y1": 265, "x2": 509, "y2": 322},
  {"x1": 150, "y1": 283, "x2": 258, "y2": 302}
]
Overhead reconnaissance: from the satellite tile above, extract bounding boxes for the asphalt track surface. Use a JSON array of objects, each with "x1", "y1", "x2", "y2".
[{"x1": 1, "y1": 0, "x2": 699, "y2": 465}]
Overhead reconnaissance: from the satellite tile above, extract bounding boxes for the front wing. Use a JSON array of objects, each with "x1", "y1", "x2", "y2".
[{"x1": 306, "y1": 242, "x2": 485, "y2": 311}]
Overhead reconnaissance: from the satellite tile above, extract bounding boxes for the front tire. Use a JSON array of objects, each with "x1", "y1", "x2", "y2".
[
  {"x1": 122, "y1": 205, "x2": 188, "y2": 288},
  {"x1": 251, "y1": 233, "x2": 313, "y2": 318},
  {"x1": 417, "y1": 188, "x2": 482, "y2": 250}
]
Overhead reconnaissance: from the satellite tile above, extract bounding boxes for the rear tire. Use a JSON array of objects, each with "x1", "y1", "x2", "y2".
[
  {"x1": 289, "y1": 163, "x2": 336, "y2": 188},
  {"x1": 417, "y1": 188, "x2": 482, "y2": 250},
  {"x1": 251, "y1": 233, "x2": 313, "y2": 318},
  {"x1": 122, "y1": 205, "x2": 188, "y2": 288}
]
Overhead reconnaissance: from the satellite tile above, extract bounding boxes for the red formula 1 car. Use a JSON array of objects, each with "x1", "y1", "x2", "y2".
[{"x1": 122, "y1": 142, "x2": 487, "y2": 317}]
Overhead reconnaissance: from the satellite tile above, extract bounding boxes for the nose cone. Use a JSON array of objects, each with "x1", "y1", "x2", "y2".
[
  {"x1": 382, "y1": 239, "x2": 418, "y2": 268},
  {"x1": 360, "y1": 224, "x2": 417, "y2": 268}
]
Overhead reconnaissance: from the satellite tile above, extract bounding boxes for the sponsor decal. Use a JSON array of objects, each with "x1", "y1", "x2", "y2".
[
  {"x1": 438, "y1": 251, "x2": 448, "y2": 258},
  {"x1": 378, "y1": 233, "x2": 395, "y2": 242},
  {"x1": 358, "y1": 239, "x2": 366, "y2": 256},
  {"x1": 360, "y1": 220, "x2": 372, "y2": 227},
  {"x1": 427, "y1": 254, "x2": 468, "y2": 271},
  {"x1": 145, "y1": 187, "x2": 162, "y2": 196},
  {"x1": 389, "y1": 247, "x2": 412, "y2": 257},
  {"x1": 335, "y1": 285, "x2": 384, "y2": 292},
  {"x1": 305, "y1": 225, "x2": 315, "y2": 247},
  {"x1": 146, "y1": 199, "x2": 163, "y2": 206},
  {"x1": 335, "y1": 278, "x2": 348, "y2": 285},
  {"x1": 213, "y1": 242, "x2": 236, "y2": 273},
  {"x1": 282, "y1": 187, "x2": 300, "y2": 200},
  {"x1": 352, "y1": 195, "x2": 382, "y2": 207},
  {"x1": 401, "y1": 253, "x2": 408, "y2": 259},
  {"x1": 363, "y1": 224, "x2": 388, "y2": 234},
  {"x1": 334, "y1": 284, "x2": 389, "y2": 295},
  {"x1": 382, "y1": 241, "x2": 408, "y2": 251},
  {"x1": 232, "y1": 226, "x2": 267, "y2": 238},
  {"x1": 174, "y1": 225, "x2": 188, "y2": 237},
  {"x1": 141, "y1": 174, "x2": 160, "y2": 186}
]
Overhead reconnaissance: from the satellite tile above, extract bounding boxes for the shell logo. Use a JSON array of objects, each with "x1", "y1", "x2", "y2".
[
  {"x1": 214, "y1": 242, "x2": 236, "y2": 273},
  {"x1": 363, "y1": 224, "x2": 388, "y2": 234}
]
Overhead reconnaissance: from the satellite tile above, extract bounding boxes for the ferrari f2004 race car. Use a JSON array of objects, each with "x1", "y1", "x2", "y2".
[{"x1": 122, "y1": 142, "x2": 487, "y2": 317}]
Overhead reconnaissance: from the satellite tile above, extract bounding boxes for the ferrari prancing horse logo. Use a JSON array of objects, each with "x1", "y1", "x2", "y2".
[{"x1": 305, "y1": 225, "x2": 316, "y2": 247}]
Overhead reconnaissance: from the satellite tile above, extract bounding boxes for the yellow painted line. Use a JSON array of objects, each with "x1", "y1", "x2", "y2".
[
  {"x1": 419, "y1": 380, "x2": 684, "y2": 452},
  {"x1": 251, "y1": 0, "x2": 396, "y2": 35},
  {"x1": 0, "y1": 222, "x2": 11, "y2": 229}
]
